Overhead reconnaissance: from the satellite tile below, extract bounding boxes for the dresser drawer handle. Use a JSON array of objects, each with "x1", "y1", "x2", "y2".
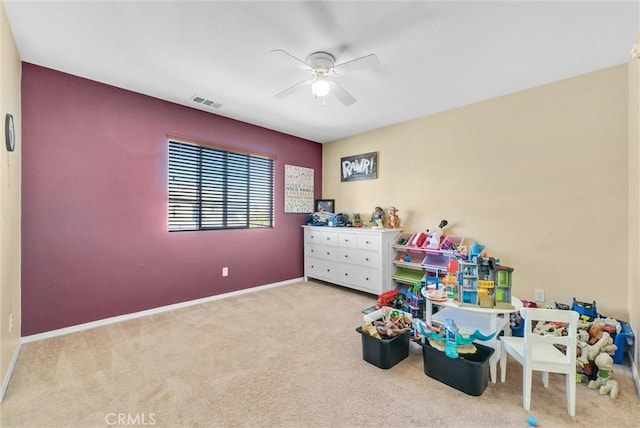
[
  {"x1": 365, "y1": 257, "x2": 370, "y2": 261},
  {"x1": 365, "y1": 277, "x2": 369, "y2": 281},
  {"x1": 326, "y1": 252, "x2": 330, "y2": 255},
  {"x1": 344, "y1": 255, "x2": 349, "y2": 259}
]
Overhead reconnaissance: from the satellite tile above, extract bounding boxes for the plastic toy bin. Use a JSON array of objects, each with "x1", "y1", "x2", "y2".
[
  {"x1": 422, "y1": 341, "x2": 494, "y2": 396},
  {"x1": 612, "y1": 320, "x2": 633, "y2": 364},
  {"x1": 356, "y1": 327, "x2": 410, "y2": 369}
]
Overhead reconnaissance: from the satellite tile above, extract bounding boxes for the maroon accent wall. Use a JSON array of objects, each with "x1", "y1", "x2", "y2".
[{"x1": 21, "y1": 63, "x2": 322, "y2": 335}]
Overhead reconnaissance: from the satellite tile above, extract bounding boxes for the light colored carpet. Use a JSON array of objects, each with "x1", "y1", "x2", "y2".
[{"x1": 1, "y1": 280, "x2": 639, "y2": 427}]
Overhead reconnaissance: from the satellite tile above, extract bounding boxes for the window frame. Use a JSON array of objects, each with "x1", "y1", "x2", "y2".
[{"x1": 167, "y1": 135, "x2": 275, "y2": 232}]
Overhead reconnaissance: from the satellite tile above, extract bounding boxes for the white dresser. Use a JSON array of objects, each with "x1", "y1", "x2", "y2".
[{"x1": 303, "y1": 225, "x2": 401, "y2": 295}]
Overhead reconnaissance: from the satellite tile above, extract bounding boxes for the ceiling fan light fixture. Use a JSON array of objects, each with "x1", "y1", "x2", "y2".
[{"x1": 311, "y1": 78, "x2": 330, "y2": 97}]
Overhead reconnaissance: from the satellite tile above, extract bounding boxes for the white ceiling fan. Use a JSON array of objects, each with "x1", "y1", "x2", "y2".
[{"x1": 271, "y1": 49, "x2": 380, "y2": 106}]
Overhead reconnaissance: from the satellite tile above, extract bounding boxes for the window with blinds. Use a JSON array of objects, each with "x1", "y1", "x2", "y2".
[{"x1": 168, "y1": 140, "x2": 274, "y2": 231}]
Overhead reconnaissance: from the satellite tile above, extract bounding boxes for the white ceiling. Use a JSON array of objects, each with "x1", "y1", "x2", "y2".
[{"x1": 4, "y1": 0, "x2": 639, "y2": 143}]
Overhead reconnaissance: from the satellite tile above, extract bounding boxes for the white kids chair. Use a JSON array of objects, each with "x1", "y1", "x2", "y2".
[{"x1": 500, "y1": 308, "x2": 579, "y2": 416}]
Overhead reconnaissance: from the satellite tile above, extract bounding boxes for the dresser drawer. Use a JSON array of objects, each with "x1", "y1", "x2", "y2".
[
  {"x1": 305, "y1": 229, "x2": 337, "y2": 246},
  {"x1": 305, "y1": 258, "x2": 338, "y2": 282},
  {"x1": 338, "y1": 231, "x2": 358, "y2": 248},
  {"x1": 338, "y1": 264, "x2": 380, "y2": 293},
  {"x1": 305, "y1": 244, "x2": 338, "y2": 262},
  {"x1": 338, "y1": 248, "x2": 379, "y2": 268},
  {"x1": 358, "y1": 234, "x2": 380, "y2": 250}
]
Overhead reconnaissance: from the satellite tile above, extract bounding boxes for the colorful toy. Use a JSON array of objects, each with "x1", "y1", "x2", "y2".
[
  {"x1": 371, "y1": 206, "x2": 385, "y2": 229},
  {"x1": 469, "y1": 241, "x2": 485, "y2": 258},
  {"x1": 458, "y1": 255, "x2": 513, "y2": 309},
  {"x1": 353, "y1": 213, "x2": 362, "y2": 227},
  {"x1": 444, "y1": 318, "x2": 459, "y2": 358},
  {"x1": 571, "y1": 298, "x2": 598, "y2": 320},
  {"x1": 414, "y1": 319, "x2": 497, "y2": 348}
]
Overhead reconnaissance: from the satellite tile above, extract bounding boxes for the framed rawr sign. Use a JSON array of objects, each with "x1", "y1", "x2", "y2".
[{"x1": 341, "y1": 152, "x2": 377, "y2": 182}]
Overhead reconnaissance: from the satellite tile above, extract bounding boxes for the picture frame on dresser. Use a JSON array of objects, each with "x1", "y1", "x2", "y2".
[{"x1": 314, "y1": 199, "x2": 335, "y2": 213}]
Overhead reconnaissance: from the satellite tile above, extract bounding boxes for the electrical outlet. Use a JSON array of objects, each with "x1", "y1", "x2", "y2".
[
  {"x1": 534, "y1": 289, "x2": 545, "y2": 303},
  {"x1": 9, "y1": 313, "x2": 13, "y2": 333},
  {"x1": 222, "y1": 267, "x2": 228, "y2": 277}
]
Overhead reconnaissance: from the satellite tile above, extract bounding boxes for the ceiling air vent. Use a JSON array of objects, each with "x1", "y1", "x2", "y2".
[{"x1": 190, "y1": 95, "x2": 222, "y2": 109}]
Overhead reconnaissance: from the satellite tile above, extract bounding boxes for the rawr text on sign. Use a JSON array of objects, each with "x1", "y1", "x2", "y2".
[{"x1": 341, "y1": 152, "x2": 378, "y2": 182}]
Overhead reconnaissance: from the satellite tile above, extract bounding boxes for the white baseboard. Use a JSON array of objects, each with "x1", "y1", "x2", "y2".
[
  {"x1": 22, "y1": 278, "x2": 303, "y2": 344},
  {"x1": 0, "y1": 339, "x2": 22, "y2": 402},
  {"x1": 631, "y1": 350, "x2": 640, "y2": 395}
]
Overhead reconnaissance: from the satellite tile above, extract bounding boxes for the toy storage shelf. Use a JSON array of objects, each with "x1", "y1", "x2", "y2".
[
  {"x1": 392, "y1": 233, "x2": 464, "y2": 257},
  {"x1": 391, "y1": 233, "x2": 462, "y2": 288}
]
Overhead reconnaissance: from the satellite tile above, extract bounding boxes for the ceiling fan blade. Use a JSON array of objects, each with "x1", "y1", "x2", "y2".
[
  {"x1": 333, "y1": 53, "x2": 380, "y2": 74},
  {"x1": 274, "y1": 80, "x2": 311, "y2": 99},
  {"x1": 271, "y1": 49, "x2": 312, "y2": 70},
  {"x1": 330, "y1": 80, "x2": 356, "y2": 106}
]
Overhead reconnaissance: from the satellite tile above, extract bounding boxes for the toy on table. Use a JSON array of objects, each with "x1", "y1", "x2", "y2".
[
  {"x1": 387, "y1": 206, "x2": 400, "y2": 229},
  {"x1": 424, "y1": 277, "x2": 447, "y2": 301},
  {"x1": 468, "y1": 241, "x2": 485, "y2": 258},
  {"x1": 587, "y1": 353, "x2": 619, "y2": 399}
]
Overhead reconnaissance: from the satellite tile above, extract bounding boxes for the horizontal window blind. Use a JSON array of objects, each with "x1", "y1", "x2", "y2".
[{"x1": 168, "y1": 140, "x2": 273, "y2": 231}]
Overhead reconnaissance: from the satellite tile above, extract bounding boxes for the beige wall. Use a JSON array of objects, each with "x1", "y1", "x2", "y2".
[
  {"x1": 629, "y1": 34, "x2": 640, "y2": 383},
  {"x1": 324, "y1": 64, "x2": 630, "y2": 322},
  {"x1": 0, "y1": 1, "x2": 22, "y2": 399}
]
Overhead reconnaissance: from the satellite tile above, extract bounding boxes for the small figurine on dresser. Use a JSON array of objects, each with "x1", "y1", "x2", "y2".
[
  {"x1": 353, "y1": 213, "x2": 363, "y2": 228},
  {"x1": 388, "y1": 207, "x2": 400, "y2": 229},
  {"x1": 371, "y1": 206, "x2": 385, "y2": 229}
]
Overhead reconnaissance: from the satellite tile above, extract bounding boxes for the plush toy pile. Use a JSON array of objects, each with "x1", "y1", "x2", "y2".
[
  {"x1": 361, "y1": 310, "x2": 412, "y2": 340},
  {"x1": 576, "y1": 317, "x2": 621, "y2": 399},
  {"x1": 532, "y1": 316, "x2": 621, "y2": 399}
]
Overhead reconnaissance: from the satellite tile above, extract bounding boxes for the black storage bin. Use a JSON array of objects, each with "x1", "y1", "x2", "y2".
[
  {"x1": 356, "y1": 326, "x2": 410, "y2": 369},
  {"x1": 422, "y1": 340, "x2": 494, "y2": 396}
]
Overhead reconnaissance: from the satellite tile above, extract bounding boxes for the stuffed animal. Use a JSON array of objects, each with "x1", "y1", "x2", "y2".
[
  {"x1": 586, "y1": 321, "x2": 617, "y2": 360},
  {"x1": 353, "y1": 213, "x2": 362, "y2": 227},
  {"x1": 588, "y1": 353, "x2": 619, "y2": 399},
  {"x1": 533, "y1": 321, "x2": 566, "y2": 337},
  {"x1": 387, "y1": 207, "x2": 400, "y2": 229},
  {"x1": 426, "y1": 219, "x2": 448, "y2": 249},
  {"x1": 371, "y1": 207, "x2": 385, "y2": 229}
]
